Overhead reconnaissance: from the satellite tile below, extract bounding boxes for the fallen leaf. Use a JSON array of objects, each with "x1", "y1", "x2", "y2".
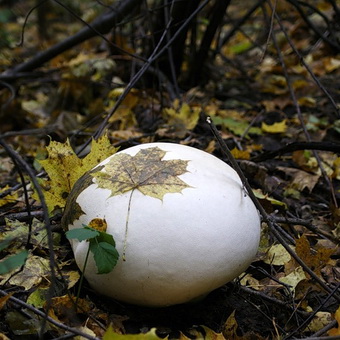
[
  {"x1": 223, "y1": 311, "x2": 239, "y2": 339},
  {"x1": 278, "y1": 167, "x2": 320, "y2": 192},
  {"x1": 212, "y1": 116, "x2": 261, "y2": 137},
  {"x1": 263, "y1": 243, "x2": 292, "y2": 266},
  {"x1": 2, "y1": 218, "x2": 55, "y2": 250},
  {"x1": 49, "y1": 295, "x2": 93, "y2": 321},
  {"x1": 0, "y1": 254, "x2": 50, "y2": 290},
  {"x1": 295, "y1": 235, "x2": 335, "y2": 276},
  {"x1": 0, "y1": 185, "x2": 18, "y2": 207},
  {"x1": 36, "y1": 135, "x2": 118, "y2": 213},
  {"x1": 107, "y1": 88, "x2": 139, "y2": 130},
  {"x1": 308, "y1": 311, "x2": 332, "y2": 333},
  {"x1": 253, "y1": 188, "x2": 287, "y2": 209},
  {"x1": 280, "y1": 266, "x2": 307, "y2": 295},
  {"x1": 93, "y1": 147, "x2": 191, "y2": 200},
  {"x1": 231, "y1": 148, "x2": 250, "y2": 160},
  {"x1": 298, "y1": 96, "x2": 316, "y2": 107},
  {"x1": 186, "y1": 326, "x2": 226, "y2": 339},
  {"x1": 328, "y1": 306, "x2": 340, "y2": 336},
  {"x1": 74, "y1": 326, "x2": 97, "y2": 340},
  {"x1": 27, "y1": 288, "x2": 49, "y2": 308},
  {"x1": 261, "y1": 120, "x2": 287, "y2": 133},
  {"x1": 163, "y1": 99, "x2": 200, "y2": 131},
  {"x1": 0, "y1": 332, "x2": 11, "y2": 340},
  {"x1": 103, "y1": 325, "x2": 163, "y2": 340},
  {"x1": 0, "y1": 293, "x2": 13, "y2": 310}
]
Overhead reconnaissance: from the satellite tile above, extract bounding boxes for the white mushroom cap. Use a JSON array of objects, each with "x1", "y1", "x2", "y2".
[{"x1": 65, "y1": 142, "x2": 261, "y2": 307}]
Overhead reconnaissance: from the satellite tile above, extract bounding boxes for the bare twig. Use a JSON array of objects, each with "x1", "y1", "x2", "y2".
[
  {"x1": 0, "y1": 137, "x2": 57, "y2": 336},
  {"x1": 3, "y1": 0, "x2": 145, "y2": 75},
  {"x1": 0, "y1": 289, "x2": 100, "y2": 340},
  {"x1": 273, "y1": 4, "x2": 340, "y2": 117},
  {"x1": 206, "y1": 117, "x2": 340, "y2": 303},
  {"x1": 82, "y1": 0, "x2": 211, "y2": 151},
  {"x1": 269, "y1": 5, "x2": 338, "y2": 208},
  {"x1": 284, "y1": 283, "x2": 340, "y2": 339}
]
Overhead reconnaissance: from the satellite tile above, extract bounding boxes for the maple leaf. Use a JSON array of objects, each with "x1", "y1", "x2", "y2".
[
  {"x1": 295, "y1": 235, "x2": 335, "y2": 276},
  {"x1": 261, "y1": 120, "x2": 287, "y2": 134},
  {"x1": 163, "y1": 99, "x2": 200, "y2": 131},
  {"x1": 93, "y1": 147, "x2": 191, "y2": 200},
  {"x1": 36, "y1": 135, "x2": 118, "y2": 214}
]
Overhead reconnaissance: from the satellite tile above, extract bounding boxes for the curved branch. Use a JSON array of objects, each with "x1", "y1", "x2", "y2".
[{"x1": 251, "y1": 141, "x2": 340, "y2": 162}]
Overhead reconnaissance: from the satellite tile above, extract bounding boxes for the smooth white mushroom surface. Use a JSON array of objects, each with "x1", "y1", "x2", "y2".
[{"x1": 63, "y1": 142, "x2": 261, "y2": 307}]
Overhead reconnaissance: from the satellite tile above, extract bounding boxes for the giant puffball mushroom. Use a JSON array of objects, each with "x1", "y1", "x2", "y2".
[{"x1": 63, "y1": 142, "x2": 261, "y2": 307}]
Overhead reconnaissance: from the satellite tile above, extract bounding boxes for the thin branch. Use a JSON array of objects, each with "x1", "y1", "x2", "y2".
[
  {"x1": 88, "y1": 0, "x2": 211, "y2": 144},
  {"x1": 206, "y1": 117, "x2": 340, "y2": 303},
  {"x1": 284, "y1": 283, "x2": 340, "y2": 339},
  {"x1": 273, "y1": 3, "x2": 340, "y2": 117},
  {"x1": 0, "y1": 137, "x2": 57, "y2": 335},
  {"x1": 0, "y1": 289, "x2": 100, "y2": 340},
  {"x1": 286, "y1": 0, "x2": 340, "y2": 52},
  {"x1": 269, "y1": 7, "x2": 338, "y2": 208},
  {"x1": 4, "y1": 0, "x2": 145, "y2": 75},
  {"x1": 251, "y1": 141, "x2": 340, "y2": 162}
]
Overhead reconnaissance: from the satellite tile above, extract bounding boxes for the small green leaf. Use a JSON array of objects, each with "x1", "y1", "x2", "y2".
[
  {"x1": 90, "y1": 241, "x2": 119, "y2": 274},
  {"x1": 0, "y1": 250, "x2": 28, "y2": 275},
  {"x1": 96, "y1": 231, "x2": 116, "y2": 247},
  {"x1": 66, "y1": 227, "x2": 99, "y2": 241}
]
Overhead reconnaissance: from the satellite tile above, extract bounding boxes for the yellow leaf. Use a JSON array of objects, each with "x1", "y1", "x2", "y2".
[
  {"x1": 0, "y1": 254, "x2": 50, "y2": 290},
  {"x1": 223, "y1": 311, "x2": 238, "y2": 339},
  {"x1": 280, "y1": 266, "x2": 306, "y2": 294},
  {"x1": 263, "y1": 244, "x2": 292, "y2": 266},
  {"x1": 36, "y1": 135, "x2": 118, "y2": 214},
  {"x1": 261, "y1": 120, "x2": 287, "y2": 133},
  {"x1": 163, "y1": 99, "x2": 200, "y2": 130},
  {"x1": 107, "y1": 88, "x2": 139, "y2": 130},
  {"x1": 328, "y1": 307, "x2": 340, "y2": 336},
  {"x1": 82, "y1": 135, "x2": 119, "y2": 172},
  {"x1": 231, "y1": 148, "x2": 250, "y2": 160},
  {"x1": 324, "y1": 57, "x2": 340, "y2": 73},
  {"x1": 295, "y1": 235, "x2": 335, "y2": 276},
  {"x1": 73, "y1": 326, "x2": 96, "y2": 340},
  {"x1": 88, "y1": 218, "x2": 108, "y2": 233},
  {"x1": 298, "y1": 96, "x2": 316, "y2": 107},
  {"x1": 0, "y1": 292, "x2": 13, "y2": 310},
  {"x1": 0, "y1": 332, "x2": 11, "y2": 340},
  {"x1": 253, "y1": 188, "x2": 287, "y2": 208},
  {"x1": 0, "y1": 185, "x2": 18, "y2": 207},
  {"x1": 309, "y1": 312, "x2": 332, "y2": 333},
  {"x1": 333, "y1": 157, "x2": 340, "y2": 180},
  {"x1": 103, "y1": 325, "x2": 163, "y2": 340}
]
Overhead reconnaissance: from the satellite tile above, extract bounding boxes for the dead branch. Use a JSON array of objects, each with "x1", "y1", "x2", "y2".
[
  {"x1": 207, "y1": 117, "x2": 340, "y2": 303},
  {"x1": 2, "y1": 0, "x2": 144, "y2": 76},
  {"x1": 0, "y1": 289, "x2": 100, "y2": 340},
  {"x1": 251, "y1": 141, "x2": 340, "y2": 162}
]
